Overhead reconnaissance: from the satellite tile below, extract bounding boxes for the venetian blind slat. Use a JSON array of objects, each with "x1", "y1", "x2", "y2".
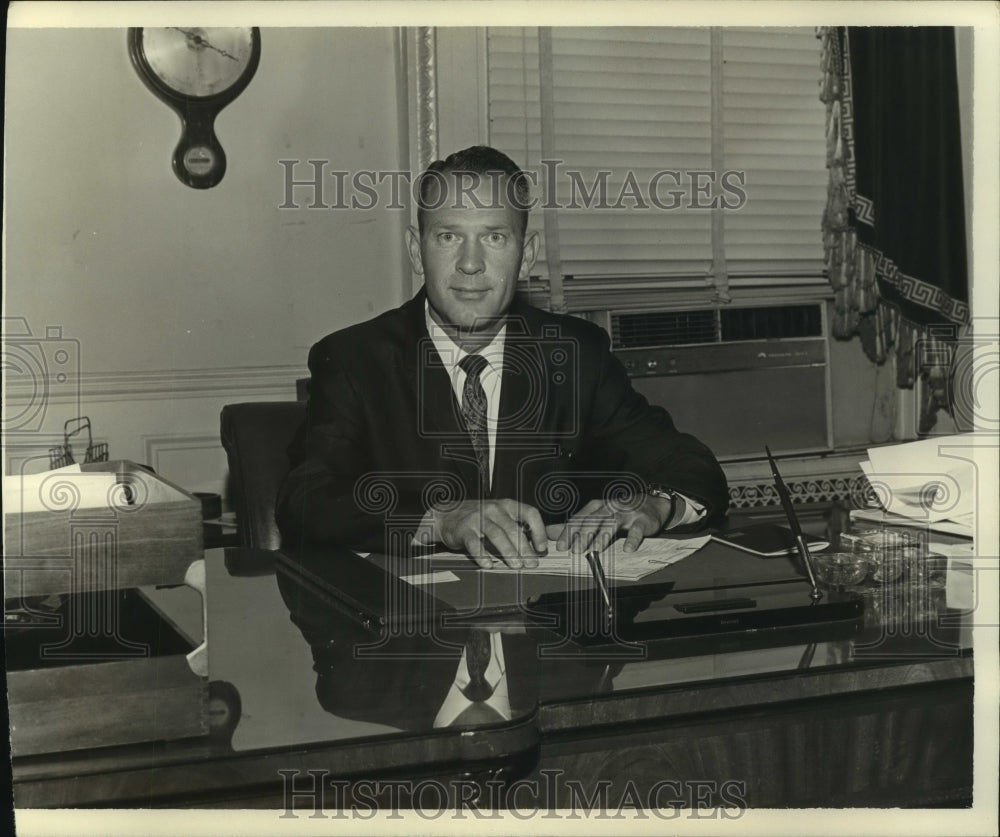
[{"x1": 487, "y1": 26, "x2": 826, "y2": 280}]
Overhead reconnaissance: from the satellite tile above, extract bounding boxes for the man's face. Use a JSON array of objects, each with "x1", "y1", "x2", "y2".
[{"x1": 406, "y1": 175, "x2": 538, "y2": 339}]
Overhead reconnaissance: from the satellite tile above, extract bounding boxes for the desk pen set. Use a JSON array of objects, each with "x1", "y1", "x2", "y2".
[{"x1": 533, "y1": 449, "x2": 863, "y2": 649}]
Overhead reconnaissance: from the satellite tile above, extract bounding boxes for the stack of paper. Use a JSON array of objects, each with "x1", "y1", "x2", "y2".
[
  {"x1": 852, "y1": 435, "x2": 975, "y2": 538},
  {"x1": 422, "y1": 535, "x2": 711, "y2": 582},
  {"x1": 2, "y1": 464, "x2": 124, "y2": 515}
]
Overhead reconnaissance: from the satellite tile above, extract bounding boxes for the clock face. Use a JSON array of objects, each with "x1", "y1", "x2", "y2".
[
  {"x1": 128, "y1": 26, "x2": 260, "y2": 188},
  {"x1": 141, "y1": 27, "x2": 256, "y2": 98}
]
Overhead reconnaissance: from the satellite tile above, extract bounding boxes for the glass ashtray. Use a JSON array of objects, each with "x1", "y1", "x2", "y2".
[{"x1": 811, "y1": 551, "x2": 874, "y2": 588}]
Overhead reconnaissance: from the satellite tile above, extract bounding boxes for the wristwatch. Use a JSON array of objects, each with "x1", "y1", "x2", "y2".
[{"x1": 645, "y1": 483, "x2": 679, "y2": 530}]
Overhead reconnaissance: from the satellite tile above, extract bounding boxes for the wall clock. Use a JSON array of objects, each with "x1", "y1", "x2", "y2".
[{"x1": 128, "y1": 27, "x2": 261, "y2": 189}]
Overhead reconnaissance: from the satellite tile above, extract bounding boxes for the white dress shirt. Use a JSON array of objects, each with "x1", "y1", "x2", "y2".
[
  {"x1": 432, "y1": 631, "x2": 511, "y2": 727},
  {"x1": 415, "y1": 302, "x2": 704, "y2": 541},
  {"x1": 425, "y1": 302, "x2": 506, "y2": 490}
]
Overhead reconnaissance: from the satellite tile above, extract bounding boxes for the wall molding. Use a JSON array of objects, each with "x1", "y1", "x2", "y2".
[
  {"x1": 4, "y1": 364, "x2": 306, "y2": 405},
  {"x1": 412, "y1": 26, "x2": 439, "y2": 173},
  {"x1": 142, "y1": 434, "x2": 225, "y2": 474}
]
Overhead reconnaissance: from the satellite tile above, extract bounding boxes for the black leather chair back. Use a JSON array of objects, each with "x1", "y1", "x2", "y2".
[{"x1": 220, "y1": 401, "x2": 306, "y2": 550}]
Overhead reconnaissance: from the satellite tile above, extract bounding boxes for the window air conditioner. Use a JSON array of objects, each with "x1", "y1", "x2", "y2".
[{"x1": 608, "y1": 303, "x2": 833, "y2": 459}]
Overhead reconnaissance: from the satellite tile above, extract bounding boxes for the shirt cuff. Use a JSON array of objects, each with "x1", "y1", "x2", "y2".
[{"x1": 668, "y1": 493, "x2": 706, "y2": 529}]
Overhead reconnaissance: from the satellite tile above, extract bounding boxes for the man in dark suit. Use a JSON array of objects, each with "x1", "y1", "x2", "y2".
[{"x1": 277, "y1": 146, "x2": 728, "y2": 566}]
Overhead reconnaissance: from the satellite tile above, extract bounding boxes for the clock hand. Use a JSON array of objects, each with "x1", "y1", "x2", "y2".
[
  {"x1": 198, "y1": 39, "x2": 240, "y2": 62},
  {"x1": 171, "y1": 27, "x2": 240, "y2": 61}
]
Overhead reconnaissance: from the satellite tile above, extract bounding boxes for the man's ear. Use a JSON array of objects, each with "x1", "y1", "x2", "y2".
[
  {"x1": 405, "y1": 226, "x2": 424, "y2": 276},
  {"x1": 518, "y1": 230, "x2": 540, "y2": 280}
]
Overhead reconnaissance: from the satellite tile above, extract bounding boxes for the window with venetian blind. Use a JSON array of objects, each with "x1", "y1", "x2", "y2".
[{"x1": 486, "y1": 27, "x2": 829, "y2": 310}]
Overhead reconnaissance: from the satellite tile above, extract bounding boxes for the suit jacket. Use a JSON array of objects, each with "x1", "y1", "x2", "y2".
[{"x1": 277, "y1": 289, "x2": 728, "y2": 553}]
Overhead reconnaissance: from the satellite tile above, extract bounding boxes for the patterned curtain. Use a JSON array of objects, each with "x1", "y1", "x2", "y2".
[{"x1": 818, "y1": 27, "x2": 969, "y2": 433}]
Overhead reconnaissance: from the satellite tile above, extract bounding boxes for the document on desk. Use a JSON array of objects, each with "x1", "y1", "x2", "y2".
[
  {"x1": 856, "y1": 434, "x2": 975, "y2": 537},
  {"x1": 2, "y1": 464, "x2": 122, "y2": 515},
  {"x1": 421, "y1": 536, "x2": 711, "y2": 582},
  {"x1": 850, "y1": 507, "x2": 974, "y2": 539}
]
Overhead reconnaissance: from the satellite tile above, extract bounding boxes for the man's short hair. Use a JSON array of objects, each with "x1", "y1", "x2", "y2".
[{"x1": 416, "y1": 145, "x2": 531, "y2": 237}]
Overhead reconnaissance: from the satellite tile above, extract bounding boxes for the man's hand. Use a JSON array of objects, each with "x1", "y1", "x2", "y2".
[
  {"x1": 433, "y1": 500, "x2": 549, "y2": 569},
  {"x1": 548, "y1": 493, "x2": 678, "y2": 555}
]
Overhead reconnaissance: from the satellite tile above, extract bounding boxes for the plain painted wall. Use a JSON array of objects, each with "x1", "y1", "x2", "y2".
[
  {"x1": 4, "y1": 27, "x2": 410, "y2": 488},
  {"x1": 4, "y1": 27, "x2": 408, "y2": 375}
]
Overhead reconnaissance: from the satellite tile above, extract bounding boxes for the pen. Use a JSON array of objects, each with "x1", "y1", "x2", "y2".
[
  {"x1": 765, "y1": 445, "x2": 823, "y2": 601},
  {"x1": 585, "y1": 550, "x2": 614, "y2": 623}
]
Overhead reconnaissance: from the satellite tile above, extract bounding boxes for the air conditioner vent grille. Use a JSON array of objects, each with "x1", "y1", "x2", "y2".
[
  {"x1": 612, "y1": 310, "x2": 718, "y2": 348},
  {"x1": 611, "y1": 304, "x2": 823, "y2": 349},
  {"x1": 720, "y1": 304, "x2": 822, "y2": 341}
]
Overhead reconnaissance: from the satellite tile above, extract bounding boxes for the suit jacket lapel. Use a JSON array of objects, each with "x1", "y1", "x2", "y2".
[
  {"x1": 400, "y1": 289, "x2": 482, "y2": 497},
  {"x1": 399, "y1": 289, "x2": 460, "y2": 436},
  {"x1": 492, "y1": 302, "x2": 558, "y2": 501}
]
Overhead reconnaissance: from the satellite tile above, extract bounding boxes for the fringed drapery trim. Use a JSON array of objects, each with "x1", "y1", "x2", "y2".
[{"x1": 817, "y1": 26, "x2": 962, "y2": 433}]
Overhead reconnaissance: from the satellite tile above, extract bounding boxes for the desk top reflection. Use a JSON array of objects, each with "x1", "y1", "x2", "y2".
[{"x1": 12, "y1": 534, "x2": 975, "y2": 808}]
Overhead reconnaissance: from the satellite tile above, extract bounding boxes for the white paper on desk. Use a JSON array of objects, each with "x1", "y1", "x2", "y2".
[
  {"x1": 928, "y1": 541, "x2": 976, "y2": 559},
  {"x1": 400, "y1": 570, "x2": 460, "y2": 586},
  {"x1": 2, "y1": 465, "x2": 123, "y2": 515},
  {"x1": 859, "y1": 460, "x2": 971, "y2": 523},
  {"x1": 945, "y1": 558, "x2": 975, "y2": 611},
  {"x1": 849, "y1": 507, "x2": 974, "y2": 539},
  {"x1": 422, "y1": 536, "x2": 711, "y2": 582},
  {"x1": 861, "y1": 434, "x2": 975, "y2": 522}
]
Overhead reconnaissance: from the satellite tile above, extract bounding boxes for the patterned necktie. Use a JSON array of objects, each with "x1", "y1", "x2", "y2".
[
  {"x1": 461, "y1": 629, "x2": 495, "y2": 702},
  {"x1": 432, "y1": 629, "x2": 510, "y2": 727},
  {"x1": 459, "y1": 353, "x2": 491, "y2": 497}
]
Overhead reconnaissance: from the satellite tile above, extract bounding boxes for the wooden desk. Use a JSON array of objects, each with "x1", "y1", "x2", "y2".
[{"x1": 10, "y1": 539, "x2": 974, "y2": 810}]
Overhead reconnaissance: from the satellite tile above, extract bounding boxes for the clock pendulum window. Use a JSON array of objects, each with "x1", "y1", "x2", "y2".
[{"x1": 128, "y1": 27, "x2": 261, "y2": 189}]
